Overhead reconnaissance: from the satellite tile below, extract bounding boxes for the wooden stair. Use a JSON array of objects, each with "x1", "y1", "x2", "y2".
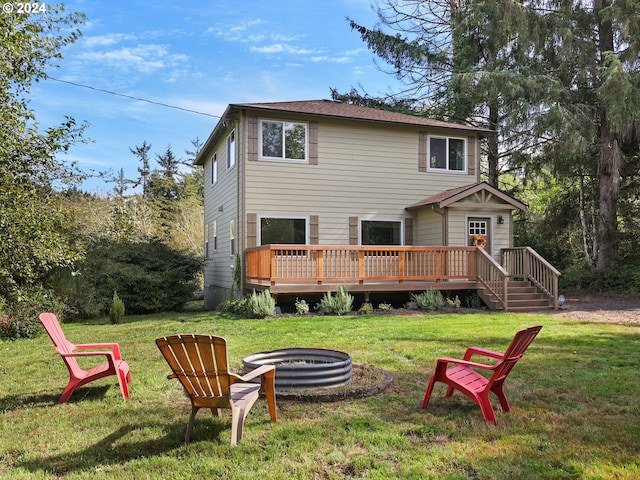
[{"x1": 479, "y1": 280, "x2": 554, "y2": 312}]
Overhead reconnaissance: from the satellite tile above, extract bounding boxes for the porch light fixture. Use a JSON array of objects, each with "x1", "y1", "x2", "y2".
[{"x1": 497, "y1": 215, "x2": 504, "y2": 224}]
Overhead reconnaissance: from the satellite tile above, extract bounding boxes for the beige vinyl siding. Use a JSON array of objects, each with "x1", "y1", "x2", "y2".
[
  {"x1": 244, "y1": 119, "x2": 479, "y2": 245},
  {"x1": 448, "y1": 209, "x2": 508, "y2": 260},
  {"x1": 202, "y1": 126, "x2": 242, "y2": 291},
  {"x1": 413, "y1": 209, "x2": 444, "y2": 246}
]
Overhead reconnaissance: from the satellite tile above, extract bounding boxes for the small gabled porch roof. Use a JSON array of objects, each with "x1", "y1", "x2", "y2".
[{"x1": 405, "y1": 182, "x2": 527, "y2": 212}]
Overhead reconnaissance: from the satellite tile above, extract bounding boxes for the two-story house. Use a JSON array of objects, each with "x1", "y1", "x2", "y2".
[{"x1": 195, "y1": 100, "x2": 559, "y2": 311}]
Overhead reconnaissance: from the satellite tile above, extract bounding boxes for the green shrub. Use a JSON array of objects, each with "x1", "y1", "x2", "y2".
[
  {"x1": 45, "y1": 268, "x2": 103, "y2": 320},
  {"x1": 559, "y1": 261, "x2": 640, "y2": 294},
  {"x1": 358, "y1": 302, "x2": 374, "y2": 315},
  {"x1": 378, "y1": 302, "x2": 393, "y2": 311},
  {"x1": 109, "y1": 291, "x2": 125, "y2": 324},
  {"x1": 246, "y1": 289, "x2": 276, "y2": 318},
  {"x1": 413, "y1": 290, "x2": 446, "y2": 310},
  {"x1": 295, "y1": 298, "x2": 309, "y2": 315},
  {"x1": 217, "y1": 297, "x2": 248, "y2": 316},
  {"x1": 79, "y1": 238, "x2": 202, "y2": 315},
  {"x1": 0, "y1": 286, "x2": 64, "y2": 340},
  {"x1": 316, "y1": 285, "x2": 353, "y2": 315},
  {"x1": 446, "y1": 295, "x2": 461, "y2": 308}
]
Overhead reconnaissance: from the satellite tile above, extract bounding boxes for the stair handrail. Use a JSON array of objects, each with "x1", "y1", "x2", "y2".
[
  {"x1": 501, "y1": 247, "x2": 561, "y2": 309},
  {"x1": 476, "y1": 247, "x2": 510, "y2": 310}
]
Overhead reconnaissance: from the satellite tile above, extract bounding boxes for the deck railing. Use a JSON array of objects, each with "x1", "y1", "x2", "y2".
[
  {"x1": 501, "y1": 247, "x2": 561, "y2": 309},
  {"x1": 476, "y1": 247, "x2": 510, "y2": 310},
  {"x1": 245, "y1": 245, "x2": 478, "y2": 286}
]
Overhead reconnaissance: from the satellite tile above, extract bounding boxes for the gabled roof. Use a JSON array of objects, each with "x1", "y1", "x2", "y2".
[
  {"x1": 406, "y1": 182, "x2": 527, "y2": 211},
  {"x1": 196, "y1": 100, "x2": 494, "y2": 165}
]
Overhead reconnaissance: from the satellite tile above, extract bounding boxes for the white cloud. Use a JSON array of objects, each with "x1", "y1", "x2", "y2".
[
  {"x1": 77, "y1": 44, "x2": 189, "y2": 75},
  {"x1": 83, "y1": 33, "x2": 136, "y2": 48},
  {"x1": 250, "y1": 44, "x2": 318, "y2": 55},
  {"x1": 310, "y1": 55, "x2": 352, "y2": 64}
]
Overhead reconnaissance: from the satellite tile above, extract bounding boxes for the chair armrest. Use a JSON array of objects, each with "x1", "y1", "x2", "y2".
[
  {"x1": 236, "y1": 364, "x2": 275, "y2": 383},
  {"x1": 61, "y1": 350, "x2": 116, "y2": 359},
  {"x1": 74, "y1": 343, "x2": 123, "y2": 360},
  {"x1": 59, "y1": 350, "x2": 120, "y2": 369},
  {"x1": 437, "y1": 356, "x2": 499, "y2": 371},
  {"x1": 462, "y1": 347, "x2": 504, "y2": 361}
]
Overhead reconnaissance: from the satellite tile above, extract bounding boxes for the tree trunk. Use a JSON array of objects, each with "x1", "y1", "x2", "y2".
[
  {"x1": 597, "y1": 123, "x2": 620, "y2": 270},
  {"x1": 487, "y1": 103, "x2": 499, "y2": 188},
  {"x1": 595, "y1": 0, "x2": 619, "y2": 270}
]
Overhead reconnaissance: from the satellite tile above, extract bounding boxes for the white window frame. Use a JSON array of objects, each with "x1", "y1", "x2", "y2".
[
  {"x1": 230, "y1": 219, "x2": 236, "y2": 256},
  {"x1": 258, "y1": 214, "x2": 309, "y2": 245},
  {"x1": 227, "y1": 130, "x2": 236, "y2": 169},
  {"x1": 204, "y1": 223, "x2": 210, "y2": 258},
  {"x1": 359, "y1": 216, "x2": 404, "y2": 246},
  {"x1": 211, "y1": 154, "x2": 218, "y2": 185},
  {"x1": 213, "y1": 220, "x2": 218, "y2": 252},
  {"x1": 426, "y1": 135, "x2": 467, "y2": 173},
  {"x1": 259, "y1": 119, "x2": 308, "y2": 163}
]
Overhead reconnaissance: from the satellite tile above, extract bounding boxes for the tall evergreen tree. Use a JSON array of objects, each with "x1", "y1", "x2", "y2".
[
  {"x1": 348, "y1": 0, "x2": 545, "y2": 188},
  {"x1": 536, "y1": 0, "x2": 640, "y2": 269},
  {"x1": 130, "y1": 140, "x2": 152, "y2": 196}
]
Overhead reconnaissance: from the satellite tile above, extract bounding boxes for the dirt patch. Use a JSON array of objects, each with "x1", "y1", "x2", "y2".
[
  {"x1": 546, "y1": 291, "x2": 640, "y2": 325},
  {"x1": 274, "y1": 364, "x2": 394, "y2": 402}
]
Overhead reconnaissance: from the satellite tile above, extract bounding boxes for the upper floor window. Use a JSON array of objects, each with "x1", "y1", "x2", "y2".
[
  {"x1": 260, "y1": 217, "x2": 307, "y2": 245},
  {"x1": 361, "y1": 220, "x2": 402, "y2": 245},
  {"x1": 428, "y1": 136, "x2": 466, "y2": 172},
  {"x1": 227, "y1": 130, "x2": 236, "y2": 169},
  {"x1": 261, "y1": 120, "x2": 307, "y2": 162},
  {"x1": 211, "y1": 154, "x2": 218, "y2": 184}
]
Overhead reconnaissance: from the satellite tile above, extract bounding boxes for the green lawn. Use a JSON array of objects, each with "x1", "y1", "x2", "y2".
[{"x1": 1, "y1": 309, "x2": 638, "y2": 479}]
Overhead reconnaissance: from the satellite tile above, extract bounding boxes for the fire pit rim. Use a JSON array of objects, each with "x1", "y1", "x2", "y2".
[{"x1": 242, "y1": 347, "x2": 352, "y2": 391}]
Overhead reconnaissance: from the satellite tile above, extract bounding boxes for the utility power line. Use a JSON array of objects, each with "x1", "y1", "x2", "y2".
[{"x1": 47, "y1": 76, "x2": 222, "y2": 119}]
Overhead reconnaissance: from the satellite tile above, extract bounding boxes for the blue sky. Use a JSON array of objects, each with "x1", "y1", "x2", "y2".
[{"x1": 30, "y1": 0, "x2": 404, "y2": 193}]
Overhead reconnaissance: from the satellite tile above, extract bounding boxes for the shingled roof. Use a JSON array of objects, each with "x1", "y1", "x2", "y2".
[{"x1": 233, "y1": 100, "x2": 493, "y2": 134}]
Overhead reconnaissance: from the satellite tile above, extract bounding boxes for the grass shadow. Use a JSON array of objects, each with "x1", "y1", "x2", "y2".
[
  {"x1": 17, "y1": 416, "x2": 232, "y2": 475},
  {"x1": 0, "y1": 386, "x2": 113, "y2": 412}
]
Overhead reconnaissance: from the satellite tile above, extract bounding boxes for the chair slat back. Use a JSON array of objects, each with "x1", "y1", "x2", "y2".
[
  {"x1": 491, "y1": 325, "x2": 542, "y2": 383},
  {"x1": 39, "y1": 312, "x2": 84, "y2": 376},
  {"x1": 39, "y1": 312, "x2": 75, "y2": 354},
  {"x1": 156, "y1": 334, "x2": 231, "y2": 399}
]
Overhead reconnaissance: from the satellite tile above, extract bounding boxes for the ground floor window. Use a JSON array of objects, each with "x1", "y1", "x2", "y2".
[
  {"x1": 361, "y1": 220, "x2": 402, "y2": 245},
  {"x1": 260, "y1": 217, "x2": 307, "y2": 245}
]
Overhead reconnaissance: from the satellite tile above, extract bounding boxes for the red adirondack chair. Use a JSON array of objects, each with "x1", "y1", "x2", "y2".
[
  {"x1": 39, "y1": 312, "x2": 132, "y2": 403},
  {"x1": 421, "y1": 325, "x2": 542, "y2": 425}
]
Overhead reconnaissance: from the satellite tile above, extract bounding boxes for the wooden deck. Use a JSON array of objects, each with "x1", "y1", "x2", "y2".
[{"x1": 244, "y1": 245, "x2": 560, "y2": 311}]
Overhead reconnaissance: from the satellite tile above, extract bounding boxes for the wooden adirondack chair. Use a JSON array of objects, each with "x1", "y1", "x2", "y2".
[
  {"x1": 421, "y1": 325, "x2": 542, "y2": 425},
  {"x1": 39, "y1": 312, "x2": 131, "y2": 403},
  {"x1": 156, "y1": 334, "x2": 277, "y2": 446}
]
